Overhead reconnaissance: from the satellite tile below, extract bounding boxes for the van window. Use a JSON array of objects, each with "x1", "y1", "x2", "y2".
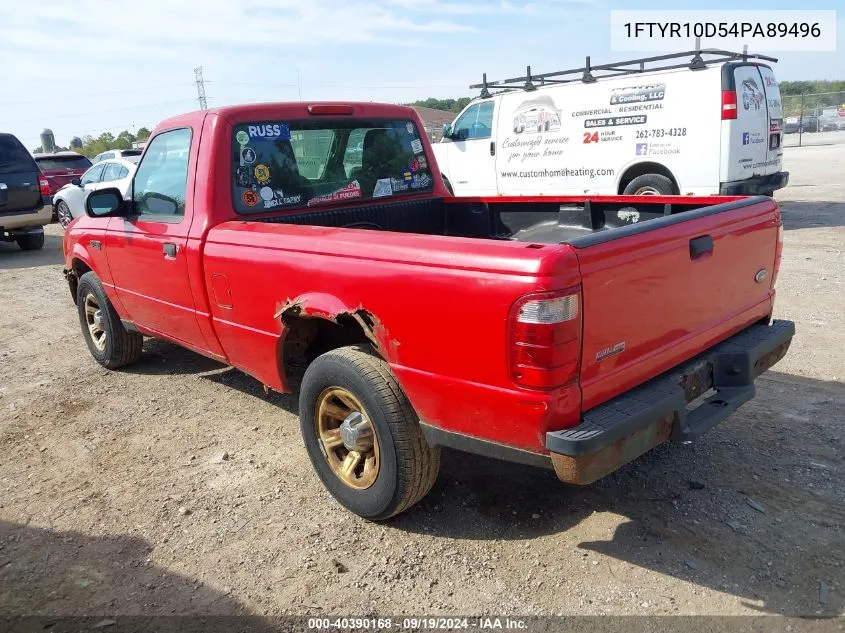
[
  {"x1": 452, "y1": 101, "x2": 495, "y2": 140},
  {"x1": 231, "y1": 119, "x2": 433, "y2": 214}
]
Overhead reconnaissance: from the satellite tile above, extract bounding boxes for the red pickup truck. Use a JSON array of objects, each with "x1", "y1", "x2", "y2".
[{"x1": 63, "y1": 102, "x2": 794, "y2": 520}]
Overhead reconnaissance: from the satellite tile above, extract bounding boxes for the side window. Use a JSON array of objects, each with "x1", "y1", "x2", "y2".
[
  {"x1": 117, "y1": 166, "x2": 129, "y2": 179},
  {"x1": 132, "y1": 128, "x2": 192, "y2": 220},
  {"x1": 80, "y1": 163, "x2": 106, "y2": 185},
  {"x1": 452, "y1": 101, "x2": 494, "y2": 141},
  {"x1": 102, "y1": 162, "x2": 122, "y2": 182}
]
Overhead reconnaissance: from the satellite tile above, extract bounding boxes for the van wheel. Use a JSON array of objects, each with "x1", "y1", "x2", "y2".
[
  {"x1": 299, "y1": 345, "x2": 440, "y2": 521},
  {"x1": 623, "y1": 174, "x2": 676, "y2": 196},
  {"x1": 16, "y1": 232, "x2": 45, "y2": 251},
  {"x1": 76, "y1": 272, "x2": 143, "y2": 369}
]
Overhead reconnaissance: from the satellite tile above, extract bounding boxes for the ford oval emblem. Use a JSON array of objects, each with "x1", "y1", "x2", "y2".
[{"x1": 755, "y1": 269, "x2": 768, "y2": 283}]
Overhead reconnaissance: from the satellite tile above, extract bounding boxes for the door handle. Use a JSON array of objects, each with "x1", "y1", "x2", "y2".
[
  {"x1": 163, "y1": 243, "x2": 179, "y2": 259},
  {"x1": 490, "y1": 141, "x2": 495, "y2": 156},
  {"x1": 689, "y1": 235, "x2": 713, "y2": 259}
]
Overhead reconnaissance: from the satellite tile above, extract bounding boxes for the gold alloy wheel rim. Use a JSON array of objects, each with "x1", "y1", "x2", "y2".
[
  {"x1": 315, "y1": 387, "x2": 380, "y2": 490},
  {"x1": 84, "y1": 293, "x2": 107, "y2": 352}
]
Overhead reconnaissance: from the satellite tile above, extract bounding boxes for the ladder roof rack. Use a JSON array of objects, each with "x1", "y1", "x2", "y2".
[{"x1": 469, "y1": 46, "x2": 778, "y2": 94}]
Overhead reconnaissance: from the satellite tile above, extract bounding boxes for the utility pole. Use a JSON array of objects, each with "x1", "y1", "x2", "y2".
[{"x1": 194, "y1": 66, "x2": 208, "y2": 110}]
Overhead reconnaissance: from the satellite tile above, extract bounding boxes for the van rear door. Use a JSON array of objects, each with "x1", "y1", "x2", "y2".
[
  {"x1": 723, "y1": 65, "x2": 769, "y2": 183},
  {"x1": 758, "y1": 66, "x2": 784, "y2": 176}
]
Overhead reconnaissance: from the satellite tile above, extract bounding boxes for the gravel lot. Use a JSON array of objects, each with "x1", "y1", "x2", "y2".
[{"x1": 0, "y1": 145, "x2": 842, "y2": 620}]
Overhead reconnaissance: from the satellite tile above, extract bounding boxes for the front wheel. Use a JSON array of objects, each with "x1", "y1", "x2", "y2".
[
  {"x1": 622, "y1": 174, "x2": 676, "y2": 196},
  {"x1": 299, "y1": 345, "x2": 440, "y2": 520},
  {"x1": 76, "y1": 272, "x2": 143, "y2": 369}
]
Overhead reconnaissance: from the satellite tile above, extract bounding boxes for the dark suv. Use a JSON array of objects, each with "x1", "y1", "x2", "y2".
[{"x1": 0, "y1": 133, "x2": 51, "y2": 250}]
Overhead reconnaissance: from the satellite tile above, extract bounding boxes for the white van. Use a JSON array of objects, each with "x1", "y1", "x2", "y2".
[{"x1": 434, "y1": 50, "x2": 789, "y2": 197}]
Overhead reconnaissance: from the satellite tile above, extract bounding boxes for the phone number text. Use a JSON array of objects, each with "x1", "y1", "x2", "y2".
[{"x1": 635, "y1": 128, "x2": 688, "y2": 139}]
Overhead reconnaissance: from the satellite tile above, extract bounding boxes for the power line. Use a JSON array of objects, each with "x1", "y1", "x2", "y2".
[{"x1": 194, "y1": 66, "x2": 208, "y2": 110}]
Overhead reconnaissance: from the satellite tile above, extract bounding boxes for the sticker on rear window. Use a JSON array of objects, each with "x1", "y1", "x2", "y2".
[
  {"x1": 373, "y1": 178, "x2": 393, "y2": 198},
  {"x1": 236, "y1": 131, "x2": 250, "y2": 146},
  {"x1": 307, "y1": 180, "x2": 362, "y2": 207},
  {"x1": 410, "y1": 139, "x2": 423, "y2": 154},
  {"x1": 247, "y1": 123, "x2": 291, "y2": 141},
  {"x1": 241, "y1": 147, "x2": 257, "y2": 164},
  {"x1": 254, "y1": 164, "x2": 271, "y2": 183},
  {"x1": 242, "y1": 190, "x2": 259, "y2": 207}
]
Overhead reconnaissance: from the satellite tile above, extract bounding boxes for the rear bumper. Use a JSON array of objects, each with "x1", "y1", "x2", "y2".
[
  {"x1": 0, "y1": 196, "x2": 53, "y2": 233},
  {"x1": 546, "y1": 319, "x2": 795, "y2": 485},
  {"x1": 719, "y1": 172, "x2": 789, "y2": 195}
]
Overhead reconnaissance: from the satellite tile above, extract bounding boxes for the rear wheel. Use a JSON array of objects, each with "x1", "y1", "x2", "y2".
[
  {"x1": 623, "y1": 174, "x2": 676, "y2": 196},
  {"x1": 16, "y1": 231, "x2": 45, "y2": 251},
  {"x1": 299, "y1": 345, "x2": 440, "y2": 520},
  {"x1": 76, "y1": 272, "x2": 143, "y2": 369},
  {"x1": 56, "y1": 200, "x2": 73, "y2": 229}
]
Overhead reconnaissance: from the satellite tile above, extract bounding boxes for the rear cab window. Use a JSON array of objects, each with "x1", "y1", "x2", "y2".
[
  {"x1": 35, "y1": 155, "x2": 92, "y2": 171},
  {"x1": 0, "y1": 134, "x2": 37, "y2": 174},
  {"x1": 231, "y1": 119, "x2": 433, "y2": 214}
]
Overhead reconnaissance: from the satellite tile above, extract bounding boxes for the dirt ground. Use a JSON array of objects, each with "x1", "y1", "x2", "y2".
[{"x1": 0, "y1": 144, "x2": 843, "y2": 620}]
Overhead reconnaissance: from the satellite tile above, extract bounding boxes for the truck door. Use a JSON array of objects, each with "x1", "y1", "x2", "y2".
[
  {"x1": 725, "y1": 66, "x2": 769, "y2": 182},
  {"x1": 103, "y1": 127, "x2": 210, "y2": 353},
  {"x1": 440, "y1": 100, "x2": 498, "y2": 195},
  {"x1": 758, "y1": 66, "x2": 784, "y2": 176}
]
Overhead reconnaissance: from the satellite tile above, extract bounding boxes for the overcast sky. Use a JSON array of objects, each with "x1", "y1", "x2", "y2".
[{"x1": 1, "y1": 0, "x2": 842, "y2": 149}]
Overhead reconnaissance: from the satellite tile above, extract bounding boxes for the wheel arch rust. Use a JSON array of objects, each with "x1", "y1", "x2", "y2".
[{"x1": 275, "y1": 293, "x2": 398, "y2": 393}]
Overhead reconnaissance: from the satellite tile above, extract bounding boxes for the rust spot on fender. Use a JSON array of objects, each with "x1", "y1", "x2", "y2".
[{"x1": 275, "y1": 299, "x2": 398, "y2": 363}]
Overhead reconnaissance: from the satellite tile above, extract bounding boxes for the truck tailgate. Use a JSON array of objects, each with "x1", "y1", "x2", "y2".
[{"x1": 573, "y1": 197, "x2": 780, "y2": 411}]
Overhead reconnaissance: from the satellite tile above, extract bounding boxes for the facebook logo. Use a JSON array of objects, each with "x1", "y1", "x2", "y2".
[
  {"x1": 635, "y1": 143, "x2": 648, "y2": 155},
  {"x1": 742, "y1": 132, "x2": 750, "y2": 145}
]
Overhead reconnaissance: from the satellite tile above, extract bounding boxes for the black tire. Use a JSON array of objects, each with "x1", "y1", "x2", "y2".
[
  {"x1": 299, "y1": 345, "x2": 440, "y2": 520},
  {"x1": 76, "y1": 272, "x2": 143, "y2": 369},
  {"x1": 622, "y1": 173, "x2": 676, "y2": 196},
  {"x1": 442, "y1": 175, "x2": 455, "y2": 196},
  {"x1": 56, "y1": 200, "x2": 73, "y2": 229},
  {"x1": 16, "y1": 231, "x2": 45, "y2": 251}
]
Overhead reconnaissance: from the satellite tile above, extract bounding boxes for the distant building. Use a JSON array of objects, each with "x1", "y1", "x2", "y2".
[
  {"x1": 410, "y1": 106, "x2": 455, "y2": 141},
  {"x1": 131, "y1": 140, "x2": 147, "y2": 150}
]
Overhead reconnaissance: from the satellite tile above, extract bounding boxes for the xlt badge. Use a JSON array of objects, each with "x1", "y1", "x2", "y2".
[{"x1": 596, "y1": 342, "x2": 625, "y2": 363}]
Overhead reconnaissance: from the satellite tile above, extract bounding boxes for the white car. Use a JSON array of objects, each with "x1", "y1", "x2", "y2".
[
  {"x1": 53, "y1": 157, "x2": 139, "y2": 228},
  {"x1": 93, "y1": 148, "x2": 144, "y2": 163}
]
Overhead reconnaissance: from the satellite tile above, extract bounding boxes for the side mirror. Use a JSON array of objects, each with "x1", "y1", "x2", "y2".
[
  {"x1": 71, "y1": 177, "x2": 82, "y2": 186},
  {"x1": 85, "y1": 187, "x2": 125, "y2": 218},
  {"x1": 442, "y1": 123, "x2": 453, "y2": 139}
]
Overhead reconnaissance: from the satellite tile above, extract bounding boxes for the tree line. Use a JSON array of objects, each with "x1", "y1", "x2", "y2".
[{"x1": 33, "y1": 128, "x2": 151, "y2": 156}]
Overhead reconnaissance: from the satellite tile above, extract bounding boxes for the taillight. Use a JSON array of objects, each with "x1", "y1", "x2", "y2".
[
  {"x1": 39, "y1": 176, "x2": 51, "y2": 195},
  {"x1": 721, "y1": 90, "x2": 737, "y2": 120},
  {"x1": 510, "y1": 289, "x2": 582, "y2": 390}
]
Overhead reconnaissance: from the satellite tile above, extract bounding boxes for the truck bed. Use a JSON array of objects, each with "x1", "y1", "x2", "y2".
[{"x1": 249, "y1": 193, "x2": 748, "y2": 244}]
